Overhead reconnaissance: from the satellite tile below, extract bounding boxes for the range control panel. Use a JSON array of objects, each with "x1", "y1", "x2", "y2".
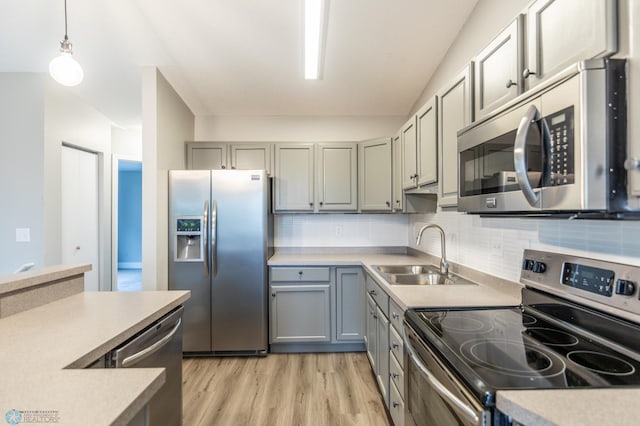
[{"x1": 521, "y1": 249, "x2": 640, "y2": 317}]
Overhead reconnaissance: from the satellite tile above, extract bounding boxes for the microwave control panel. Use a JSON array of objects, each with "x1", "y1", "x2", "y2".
[{"x1": 546, "y1": 106, "x2": 575, "y2": 186}]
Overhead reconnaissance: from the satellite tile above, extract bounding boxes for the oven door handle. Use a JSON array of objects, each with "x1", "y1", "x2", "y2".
[
  {"x1": 402, "y1": 323, "x2": 481, "y2": 425},
  {"x1": 514, "y1": 104, "x2": 542, "y2": 207}
]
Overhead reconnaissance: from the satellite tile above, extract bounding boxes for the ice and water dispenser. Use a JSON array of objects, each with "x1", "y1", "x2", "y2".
[{"x1": 174, "y1": 217, "x2": 204, "y2": 262}]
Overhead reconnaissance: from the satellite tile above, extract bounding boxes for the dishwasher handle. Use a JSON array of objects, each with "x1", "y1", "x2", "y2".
[
  {"x1": 402, "y1": 323, "x2": 480, "y2": 425},
  {"x1": 121, "y1": 317, "x2": 182, "y2": 367}
]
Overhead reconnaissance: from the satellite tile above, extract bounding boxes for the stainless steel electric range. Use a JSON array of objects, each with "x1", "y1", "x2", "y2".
[{"x1": 403, "y1": 249, "x2": 640, "y2": 425}]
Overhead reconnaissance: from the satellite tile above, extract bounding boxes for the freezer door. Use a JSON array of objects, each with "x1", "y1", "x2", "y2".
[
  {"x1": 211, "y1": 170, "x2": 268, "y2": 352},
  {"x1": 169, "y1": 170, "x2": 212, "y2": 352}
]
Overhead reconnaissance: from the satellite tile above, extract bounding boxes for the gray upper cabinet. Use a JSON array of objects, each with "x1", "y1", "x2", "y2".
[
  {"x1": 438, "y1": 63, "x2": 473, "y2": 208},
  {"x1": 474, "y1": 16, "x2": 523, "y2": 119},
  {"x1": 524, "y1": 0, "x2": 617, "y2": 90},
  {"x1": 186, "y1": 142, "x2": 228, "y2": 169},
  {"x1": 359, "y1": 138, "x2": 392, "y2": 211},
  {"x1": 416, "y1": 96, "x2": 438, "y2": 187},
  {"x1": 401, "y1": 116, "x2": 418, "y2": 190},
  {"x1": 229, "y1": 143, "x2": 273, "y2": 175},
  {"x1": 392, "y1": 133, "x2": 404, "y2": 211},
  {"x1": 186, "y1": 142, "x2": 273, "y2": 174},
  {"x1": 274, "y1": 143, "x2": 315, "y2": 212},
  {"x1": 316, "y1": 143, "x2": 358, "y2": 211}
]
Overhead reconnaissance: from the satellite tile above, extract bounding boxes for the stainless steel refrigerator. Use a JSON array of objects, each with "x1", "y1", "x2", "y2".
[{"x1": 168, "y1": 169, "x2": 273, "y2": 355}]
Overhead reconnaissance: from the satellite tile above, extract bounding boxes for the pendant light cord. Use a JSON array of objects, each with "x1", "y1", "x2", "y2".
[{"x1": 64, "y1": 0, "x2": 68, "y2": 40}]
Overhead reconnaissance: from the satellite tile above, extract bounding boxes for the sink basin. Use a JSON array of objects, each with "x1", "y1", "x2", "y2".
[
  {"x1": 374, "y1": 265, "x2": 439, "y2": 275},
  {"x1": 373, "y1": 264, "x2": 477, "y2": 286},
  {"x1": 389, "y1": 272, "x2": 448, "y2": 285}
]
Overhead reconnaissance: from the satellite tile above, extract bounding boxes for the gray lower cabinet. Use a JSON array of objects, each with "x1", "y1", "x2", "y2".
[
  {"x1": 335, "y1": 267, "x2": 365, "y2": 341},
  {"x1": 270, "y1": 266, "x2": 331, "y2": 343},
  {"x1": 270, "y1": 283, "x2": 331, "y2": 343},
  {"x1": 365, "y1": 274, "x2": 390, "y2": 408},
  {"x1": 269, "y1": 266, "x2": 365, "y2": 350}
]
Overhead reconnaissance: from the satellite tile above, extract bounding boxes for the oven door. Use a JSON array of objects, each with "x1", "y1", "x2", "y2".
[
  {"x1": 403, "y1": 322, "x2": 489, "y2": 426},
  {"x1": 458, "y1": 98, "x2": 546, "y2": 214}
]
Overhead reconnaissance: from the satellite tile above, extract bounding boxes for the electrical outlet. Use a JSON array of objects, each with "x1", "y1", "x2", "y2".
[
  {"x1": 335, "y1": 225, "x2": 343, "y2": 237},
  {"x1": 490, "y1": 236, "x2": 503, "y2": 257},
  {"x1": 16, "y1": 228, "x2": 30, "y2": 242}
]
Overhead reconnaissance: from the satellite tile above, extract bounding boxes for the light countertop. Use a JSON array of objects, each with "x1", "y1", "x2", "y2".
[
  {"x1": 268, "y1": 251, "x2": 522, "y2": 310},
  {"x1": 0, "y1": 264, "x2": 91, "y2": 295},
  {"x1": 0, "y1": 290, "x2": 189, "y2": 426},
  {"x1": 497, "y1": 389, "x2": 640, "y2": 426}
]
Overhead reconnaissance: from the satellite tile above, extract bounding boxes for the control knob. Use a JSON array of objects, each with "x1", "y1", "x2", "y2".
[
  {"x1": 532, "y1": 262, "x2": 547, "y2": 274},
  {"x1": 615, "y1": 279, "x2": 636, "y2": 296}
]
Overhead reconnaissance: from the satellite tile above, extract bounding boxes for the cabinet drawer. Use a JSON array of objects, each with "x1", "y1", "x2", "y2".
[
  {"x1": 389, "y1": 325, "x2": 404, "y2": 370},
  {"x1": 270, "y1": 267, "x2": 330, "y2": 282},
  {"x1": 389, "y1": 298, "x2": 404, "y2": 333},
  {"x1": 366, "y1": 275, "x2": 389, "y2": 316},
  {"x1": 389, "y1": 351, "x2": 404, "y2": 401},
  {"x1": 389, "y1": 379, "x2": 405, "y2": 426}
]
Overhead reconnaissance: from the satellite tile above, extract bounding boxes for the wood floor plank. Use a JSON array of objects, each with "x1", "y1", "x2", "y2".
[{"x1": 182, "y1": 353, "x2": 392, "y2": 426}]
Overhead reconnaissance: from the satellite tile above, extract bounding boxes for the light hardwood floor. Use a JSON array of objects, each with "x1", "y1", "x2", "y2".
[{"x1": 182, "y1": 353, "x2": 392, "y2": 426}]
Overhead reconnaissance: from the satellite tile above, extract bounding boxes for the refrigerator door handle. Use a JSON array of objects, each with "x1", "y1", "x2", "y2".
[
  {"x1": 211, "y1": 200, "x2": 218, "y2": 278},
  {"x1": 203, "y1": 200, "x2": 209, "y2": 276}
]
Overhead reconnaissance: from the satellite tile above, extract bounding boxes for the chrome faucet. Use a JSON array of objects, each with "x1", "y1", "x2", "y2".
[{"x1": 415, "y1": 224, "x2": 449, "y2": 276}]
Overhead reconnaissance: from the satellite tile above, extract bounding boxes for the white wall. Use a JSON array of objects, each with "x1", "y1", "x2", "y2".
[
  {"x1": 142, "y1": 68, "x2": 194, "y2": 291},
  {"x1": 195, "y1": 115, "x2": 405, "y2": 142},
  {"x1": 112, "y1": 127, "x2": 142, "y2": 160},
  {"x1": 275, "y1": 214, "x2": 408, "y2": 247},
  {"x1": 0, "y1": 74, "x2": 45, "y2": 275},
  {"x1": 44, "y1": 80, "x2": 114, "y2": 290}
]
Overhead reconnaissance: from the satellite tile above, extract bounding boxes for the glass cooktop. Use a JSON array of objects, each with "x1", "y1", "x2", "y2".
[{"x1": 405, "y1": 295, "x2": 640, "y2": 406}]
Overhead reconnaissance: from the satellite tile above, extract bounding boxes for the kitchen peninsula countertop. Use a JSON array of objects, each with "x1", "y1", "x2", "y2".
[{"x1": 0, "y1": 290, "x2": 189, "y2": 426}]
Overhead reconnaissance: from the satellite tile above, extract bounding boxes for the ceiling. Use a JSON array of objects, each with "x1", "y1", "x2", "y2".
[{"x1": 0, "y1": 0, "x2": 478, "y2": 128}]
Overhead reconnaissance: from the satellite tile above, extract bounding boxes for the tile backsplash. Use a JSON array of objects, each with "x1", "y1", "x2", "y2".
[
  {"x1": 410, "y1": 212, "x2": 640, "y2": 283},
  {"x1": 275, "y1": 214, "x2": 408, "y2": 247}
]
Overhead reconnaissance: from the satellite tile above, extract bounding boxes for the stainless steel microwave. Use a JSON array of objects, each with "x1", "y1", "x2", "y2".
[{"x1": 457, "y1": 59, "x2": 635, "y2": 217}]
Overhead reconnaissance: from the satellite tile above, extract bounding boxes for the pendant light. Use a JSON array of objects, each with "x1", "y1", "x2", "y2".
[{"x1": 49, "y1": 0, "x2": 83, "y2": 87}]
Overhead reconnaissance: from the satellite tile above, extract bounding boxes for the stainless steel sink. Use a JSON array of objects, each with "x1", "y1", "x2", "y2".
[
  {"x1": 373, "y1": 265, "x2": 477, "y2": 286},
  {"x1": 375, "y1": 265, "x2": 439, "y2": 275}
]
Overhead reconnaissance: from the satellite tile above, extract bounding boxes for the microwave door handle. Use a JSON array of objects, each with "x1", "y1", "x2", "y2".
[
  {"x1": 514, "y1": 104, "x2": 541, "y2": 207},
  {"x1": 203, "y1": 200, "x2": 209, "y2": 276},
  {"x1": 402, "y1": 324, "x2": 480, "y2": 425}
]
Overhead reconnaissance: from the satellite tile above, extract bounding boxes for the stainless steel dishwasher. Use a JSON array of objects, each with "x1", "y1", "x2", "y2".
[{"x1": 106, "y1": 306, "x2": 184, "y2": 426}]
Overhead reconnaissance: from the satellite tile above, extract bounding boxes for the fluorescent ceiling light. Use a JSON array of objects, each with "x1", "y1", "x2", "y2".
[{"x1": 305, "y1": 0, "x2": 326, "y2": 80}]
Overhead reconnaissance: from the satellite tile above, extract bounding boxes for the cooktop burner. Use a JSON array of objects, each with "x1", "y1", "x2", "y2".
[
  {"x1": 567, "y1": 351, "x2": 636, "y2": 376},
  {"x1": 406, "y1": 294, "x2": 640, "y2": 405}
]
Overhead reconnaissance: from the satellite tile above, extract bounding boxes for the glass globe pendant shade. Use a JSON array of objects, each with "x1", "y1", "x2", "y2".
[{"x1": 49, "y1": 39, "x2": 83, "y2": 87}]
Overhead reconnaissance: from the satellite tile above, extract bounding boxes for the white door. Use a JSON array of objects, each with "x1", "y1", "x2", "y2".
[{"x1": 61, "y1": 145, "x2": 100, "y2": 291}]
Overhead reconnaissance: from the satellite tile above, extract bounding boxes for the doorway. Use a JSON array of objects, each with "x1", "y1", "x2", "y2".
[
  {"x1": 61, "y1": 145, "x2": 101, "y2": 291},
  {"x1": 112, "y1": 156, "x2": 142, "y2": 291}
]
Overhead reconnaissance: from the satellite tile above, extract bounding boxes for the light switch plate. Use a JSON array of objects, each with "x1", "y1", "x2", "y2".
[{"x1": 16, "y1": 228, "x2": 30, "y2": 242}]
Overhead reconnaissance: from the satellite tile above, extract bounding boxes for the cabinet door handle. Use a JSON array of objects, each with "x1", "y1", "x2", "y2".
[
  {"x1": 392, "y1": 402, "x2": 400, "y2": 409},
  {"x1": 391, "y1": 373, "x2": 399, "y2": 379},
  {"x1": 221, "y1": 165, "x2": 226, "y2": 169},
  {"x1": 309, "y1": 202, "x2": 314, "y2": 207},
  {"x1": 392, "y1": 312, "x2": 399, "y2": 319},
  {"x1": 522, "y1": 68, "x2": 536, "y2": 79},
  {"x1": 506, "y1": 79, "x2": 516, "y2": 88},
  {"x1": 373, "y1": 314, "x2": 378, "y2": 319},
  {"x1": 231, "y1": 166, "x2": 236, "y2": 169},
  {"x1": 271, "y1": 293, "x2": 276, "y2": 297},
  {"x1": 319, "y1": 201, "x2": 323, "y2": 206},
  {"x1": 385, "y1": 201, "x2": 390, "y2": 207},
  {"x1": 392, "y1": 343, "x2": 399, "y2": 350},
  {"x1": 368, "y1": 290, "x2": 377, "y2": 296}
]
